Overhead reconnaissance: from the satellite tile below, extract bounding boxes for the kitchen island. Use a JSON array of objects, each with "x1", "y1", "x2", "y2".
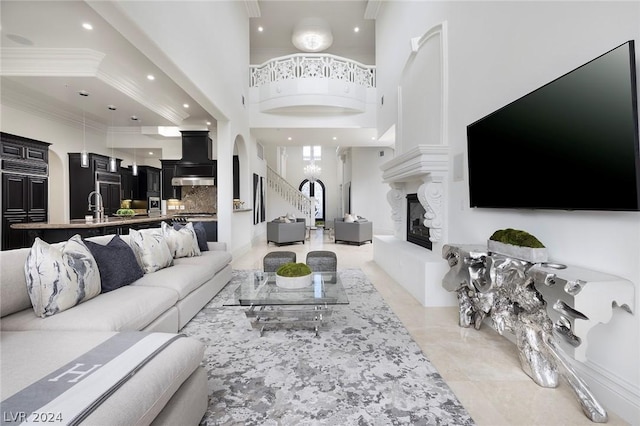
[{"x1": 10, "y1": 214, "x2": 218, "y2": 248}]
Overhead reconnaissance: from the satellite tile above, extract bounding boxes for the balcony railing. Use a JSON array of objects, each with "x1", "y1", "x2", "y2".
[{"x1": 250, "y1": 54, "x2": 376, "y2": 89}]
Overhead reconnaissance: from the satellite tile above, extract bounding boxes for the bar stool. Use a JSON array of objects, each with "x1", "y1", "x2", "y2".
[{"x1": 263, "y1": 251, "x2": 296, "y2": 272}]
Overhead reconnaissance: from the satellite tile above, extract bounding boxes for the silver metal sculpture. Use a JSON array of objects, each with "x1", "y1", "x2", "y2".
[{"x1": 442, "y1": 244, "x2": 608, "y2": 423}]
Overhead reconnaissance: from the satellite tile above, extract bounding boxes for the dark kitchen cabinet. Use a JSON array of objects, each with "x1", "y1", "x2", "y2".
[
  {"x1": 137, "y1": 165, "x2": 161, "y2": 198},
  {"x1": 69, "y1": 153, "x2": 121, "y2": 220},
  {"x1": 161, "y1": 160, "x2": 181, "y2": 200},
  {"x1": 1, "y1": 133, "x2": 50, "y2": 250},
  {"x1": 120, "y1": 167, "x2": 135, "y2": 200},
  {"x1": 99, "y1": 181, "x2": 123, "y2": 217}
]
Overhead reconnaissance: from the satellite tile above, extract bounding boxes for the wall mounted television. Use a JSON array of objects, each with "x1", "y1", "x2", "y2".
[{"x1": 467, "y1": 40, "x2": 640, "y2": 211}]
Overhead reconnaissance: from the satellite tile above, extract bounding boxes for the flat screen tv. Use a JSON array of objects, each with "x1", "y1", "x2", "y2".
[{"x1": 467, "y1": 40, "x2": 640, "y2": 211}]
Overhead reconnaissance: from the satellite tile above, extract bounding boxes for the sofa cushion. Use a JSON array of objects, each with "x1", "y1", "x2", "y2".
[
  {"x1": 172, "y1": 249, "x2": 233, "y2": 275},
  {"x1": 162, "y1": 221, "x2": 200, "y2": 259},
  {"x1": 1, "y1": 246, "x2": 34, "y2": 317},
  {"x1": 24, "y1": 235, "x2": 101, "y2": 318},
  {"x1": 0, "y1": 285, "x2": 179, "y2": 332},
  {"x1": 173, "y1": 221, "x2": 209, "y2": 252},
  {"x1": 84, "y1": 235, "x2": 145, "y2": 293},
  {"x1": 129, "y1": 228, "x2": 173, "y2": 273},
  {"x1": 132, "y1": 264, "x2": 215, "y2": 300}
]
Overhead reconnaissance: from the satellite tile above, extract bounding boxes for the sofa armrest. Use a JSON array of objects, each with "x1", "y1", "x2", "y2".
[{"x1": 207, "y1": 241, "x2": 227, "y2": 251}]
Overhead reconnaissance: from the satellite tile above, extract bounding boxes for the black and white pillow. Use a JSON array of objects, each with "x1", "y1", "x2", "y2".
[
  {"x1": 84, "y1": 235, "x2": 145, "y2": 292},
  {"x1": 129, "y1": 228, "x2": 173, "y2": 273},
  {"x1": 173, "y1": 221, "x2": 209, "y2": 252},
  {"x1": 24, "y1": 234, "x2": 101, "y2": 318},
  {"x1": 162, "y1": 221, "x2": 201, "y2": 258}
]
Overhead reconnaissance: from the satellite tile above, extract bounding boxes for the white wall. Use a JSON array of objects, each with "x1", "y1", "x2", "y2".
[
  {"x1": 350, "y1": 147, "x2": 394, "y2": 234},
  {"x1": 376, "y1": 1, "x2": 640, "y2": 421}
]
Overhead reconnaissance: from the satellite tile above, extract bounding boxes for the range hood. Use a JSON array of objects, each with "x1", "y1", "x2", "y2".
[
  {"x1": 171, "y1": 176, "x2": 215, "y2": 186},
  {"x1": 171, "y1": 130, "x2": 216, "y2": 187}
]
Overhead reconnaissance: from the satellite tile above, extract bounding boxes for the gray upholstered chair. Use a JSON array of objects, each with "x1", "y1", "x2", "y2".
[
  {"x1": 334, "y1": 219, "x2": 373, "y2": 245},
  {"x1": 267, "y1": 218, "x2": 306, "y2": 245},
  {"x1": 263, "y1": 251, "x2": 297, "y2": 272}
]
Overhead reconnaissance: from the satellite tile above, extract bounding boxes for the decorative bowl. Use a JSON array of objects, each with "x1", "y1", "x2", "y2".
[{"x1": 275, "y1": 273, "x2": 312, "y2": 289}]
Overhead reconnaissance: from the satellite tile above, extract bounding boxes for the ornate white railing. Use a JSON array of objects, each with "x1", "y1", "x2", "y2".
[
  {"x1": 250, "y1": 54, "x2": 376, "y2": 88},
  {"x1": 267, "y1": 165, "x2": 312, "y2": 217}
]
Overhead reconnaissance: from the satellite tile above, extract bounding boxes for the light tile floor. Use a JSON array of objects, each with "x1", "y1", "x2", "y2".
[{"x1": 231, "y1": 228, "x2": 628, "y2": 426}]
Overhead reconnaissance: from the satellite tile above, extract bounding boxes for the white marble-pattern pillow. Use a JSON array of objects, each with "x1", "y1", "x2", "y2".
[
  {"x1": 129, "y1": 228, "x2": 173, "y2": 273},
  {"x1": 161, "y1": 221, "x2": 201, "y2": 259},
  {"x1": 24, "y1": 234, "x2": 101, "y2": 318}
]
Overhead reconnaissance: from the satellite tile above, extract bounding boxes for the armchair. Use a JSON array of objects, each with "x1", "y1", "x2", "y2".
[
  {"x1": 267, "y1": 218, "x2": 306, "y2": 245},
  {"x1": 334, "y1": 219, "x2": 373, "y2": 245}
]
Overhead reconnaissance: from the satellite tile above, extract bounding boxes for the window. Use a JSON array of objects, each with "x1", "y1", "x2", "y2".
[{"x1": 303, "y1": 145, "x2": 321, "y2": 161}]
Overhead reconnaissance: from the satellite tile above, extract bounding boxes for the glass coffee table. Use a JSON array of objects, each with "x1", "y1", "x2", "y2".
[{"x1": 224, "y1": 271, "x2": 349, "y2": 337}]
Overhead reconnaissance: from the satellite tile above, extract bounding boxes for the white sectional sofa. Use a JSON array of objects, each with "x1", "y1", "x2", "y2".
[{"x1": 0, "y1": 231, "x2": 232, "y2": 425}]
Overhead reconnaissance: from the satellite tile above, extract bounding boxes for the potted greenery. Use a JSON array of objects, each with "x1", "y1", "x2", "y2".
[
  {"x1": 275, "y1": 262, "x2": 313, "y2": 289},
  {"x1": 488, "y1": 228, "x2": 548, "y2": 263}
]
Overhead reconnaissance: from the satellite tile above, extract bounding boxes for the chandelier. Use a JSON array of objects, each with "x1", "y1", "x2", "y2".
[
  {"x1": 303, "y1": 161, "x2": 321, "y2": 182},
  {"x1": 291, "y1": 17, "x2": 333, "y2": 52}
]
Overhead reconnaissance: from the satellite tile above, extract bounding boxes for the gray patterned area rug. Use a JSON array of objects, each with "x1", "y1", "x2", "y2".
[{"x1": 182, "y1": 269, "x2": 475, "y2": 426}]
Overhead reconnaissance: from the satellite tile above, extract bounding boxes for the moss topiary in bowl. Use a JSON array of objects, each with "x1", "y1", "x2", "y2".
[
  {"x1": 488, "y1": 228, "x2": 548, "y2": 263},
  {"x1": 275, "y1": 262, "x2": 312, "y2": 289}
]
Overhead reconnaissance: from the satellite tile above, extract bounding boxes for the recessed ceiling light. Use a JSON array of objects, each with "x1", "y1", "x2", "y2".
[
  {"x1": 183, "y1": 103, "x2": 189, "y2": 108},
  {"x1": 258, "y1": 26, "x2": 264, "y2": 32},
  {"x1": 287, "y1": 137, "x2": 292, "y2": 141},
  {"x1": 354, "y1": 27, "x2": 360, "y2": 33},
  {"x1": 206, "y1": 121, "x2": 211, "y2": 126},
  {"x1": 371, "y1": 136, "x2": 375, "y2": 140},
  {"x1": 332, "y1": 136, "x2": 337, "y2": 140},
  {"x1": 148, "y1": 152, "x2": 154, "y2": 156},
  {"x1": 147, "y1": 74, "x2": 155, "y2": 80},
  {"x1": 82, "y1": 23, "x2": 93, "y2": 30}
]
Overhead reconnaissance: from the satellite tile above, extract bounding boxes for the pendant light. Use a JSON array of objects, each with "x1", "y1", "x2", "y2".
[
  {"x1": 108, "y1": 105, "x2": 117, "y2": 172},
  {"x1": 131, "y1": 115, "x2": 138, "y2": 176},
  {"x1": 79, "y1": 91, "x2": 89, "y2": 168}
]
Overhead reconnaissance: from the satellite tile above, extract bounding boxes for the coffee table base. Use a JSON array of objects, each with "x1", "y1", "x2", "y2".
[{"x1": 245, "y1": 305, "x2": 333, "y2": 337}]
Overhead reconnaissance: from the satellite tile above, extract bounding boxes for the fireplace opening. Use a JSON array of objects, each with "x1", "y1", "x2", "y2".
[{"x1": 407, "y1": 194, "x2": 432, "y2": 250}]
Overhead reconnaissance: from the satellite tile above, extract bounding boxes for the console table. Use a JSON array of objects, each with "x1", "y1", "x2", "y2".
[{"x1": 441, "y1": 244, "x2": 635, "y2": 423}]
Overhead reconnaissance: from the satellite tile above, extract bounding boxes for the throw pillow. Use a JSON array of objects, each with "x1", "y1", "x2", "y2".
[
  {"x1": 173, "y1": 221, "x2": 209, "y2": 252},
  {"x1": 162, "y1": 221, "x2": 201, "y2": 259},
  {"x1": 344, "y1": 214, "x2": 355, "y2": 223},
  {"x1": 24, "y1": 234, "x2": 101, "y2": 318},
  {"x1": 84, "y1": 235, "x2": 144, "y2": 293},
  {"x1": 129, "y1": 228, "x2": 173, "y2": 273}
]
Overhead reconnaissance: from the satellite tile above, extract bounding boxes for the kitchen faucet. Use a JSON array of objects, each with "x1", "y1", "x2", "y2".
[{"x1": 88, "y1": 191, "x2": 104, "y2": 221}]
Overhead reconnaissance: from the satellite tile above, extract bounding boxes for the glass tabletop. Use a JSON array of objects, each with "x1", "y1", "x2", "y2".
[{"x1": 224, "y1": 271, "x2": 349, "y2": 306}]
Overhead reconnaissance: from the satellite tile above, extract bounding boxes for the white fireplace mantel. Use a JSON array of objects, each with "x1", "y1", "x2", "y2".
[
  {"x1": 381, "y1": 145, "x2": 449, "y2": 183},
  {"x1": 380, "y1": 145, "x2": 449, "y2": 243}
]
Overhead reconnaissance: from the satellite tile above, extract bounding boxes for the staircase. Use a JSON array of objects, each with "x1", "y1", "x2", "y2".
[{"x1": 266, "y1": 165, "x2": 312, "y2": 219}]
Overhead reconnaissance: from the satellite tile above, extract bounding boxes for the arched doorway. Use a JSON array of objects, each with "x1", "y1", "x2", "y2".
[{"x1": 299, "y1": 179, "x2": 325, "y2": 223}]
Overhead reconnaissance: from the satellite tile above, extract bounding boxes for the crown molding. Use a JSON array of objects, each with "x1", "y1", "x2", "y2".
[
  {"x1": 244, "y1": 0, "x2": 261, "y2": 18},
  {"x1": 1, "y1": 47, "x2": 189, "y2": 125},
  {"x1": 96, "y1": 69, "x2": 189, "y2": 125},
  {"x1": 0, "y1": 47, "x2": 105, "y2": 76}
]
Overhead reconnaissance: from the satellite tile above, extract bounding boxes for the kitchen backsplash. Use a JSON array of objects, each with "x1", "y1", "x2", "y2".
[{"x1": 180, "y1": 186, "x2": 217, "y2": 213}]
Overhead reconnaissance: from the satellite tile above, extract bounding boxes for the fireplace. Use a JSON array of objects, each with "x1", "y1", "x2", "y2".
[{"x1": 406, "y1": 194, "x2": 432, "y2": 250}]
